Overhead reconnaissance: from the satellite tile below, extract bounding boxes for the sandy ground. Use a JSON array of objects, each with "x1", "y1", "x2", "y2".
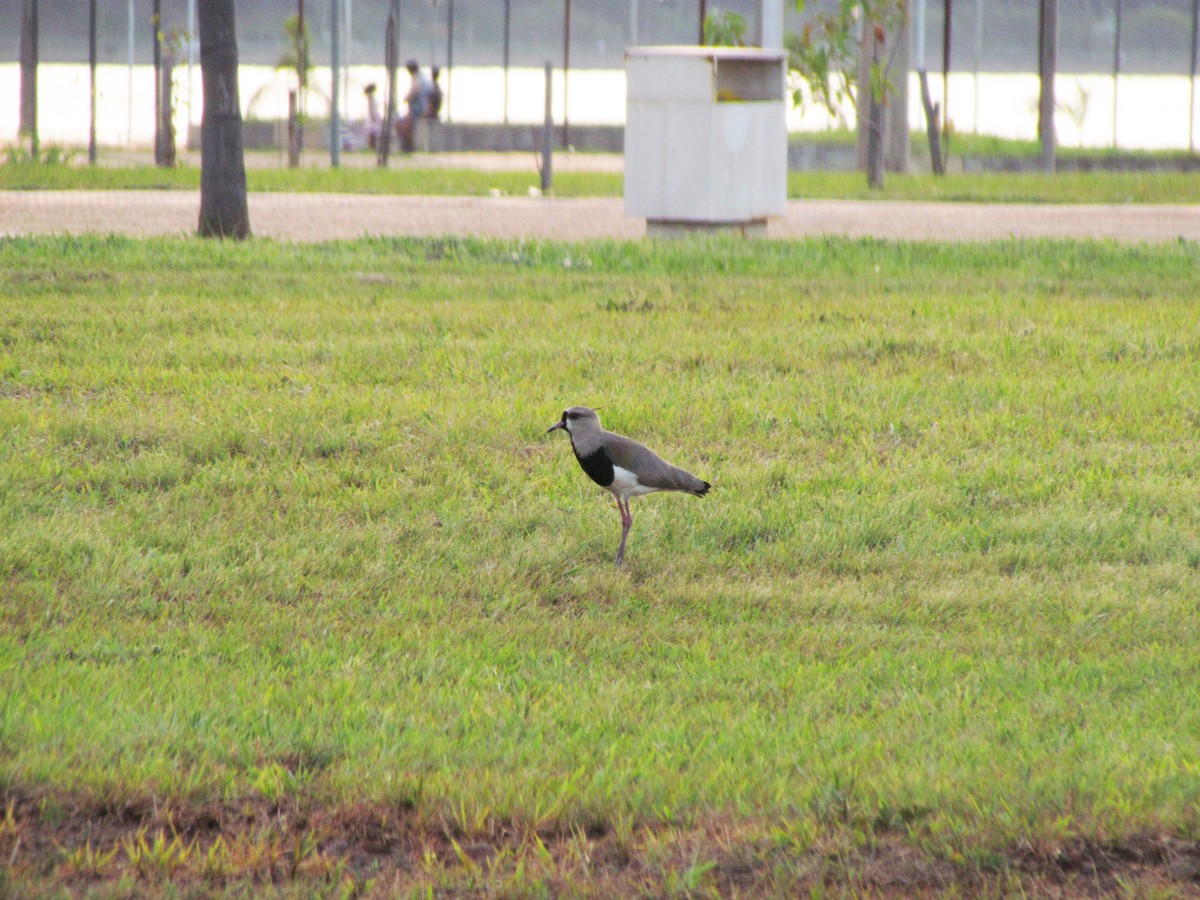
[
  {"x1": 4, "y1": 151, "x2": 1199, "y2": 242},
  {"x1": 5, "y1": 189, "x2": 1200, "y2": 243}
]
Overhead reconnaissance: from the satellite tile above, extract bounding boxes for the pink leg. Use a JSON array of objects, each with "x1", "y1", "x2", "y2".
[{"x1": 615, "y1": 498, "x2": 632, "y2": 566}]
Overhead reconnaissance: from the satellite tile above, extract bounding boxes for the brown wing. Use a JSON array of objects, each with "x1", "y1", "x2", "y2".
[{"x1": 603, "y1": 432, "x2": 710, "y2": 495}]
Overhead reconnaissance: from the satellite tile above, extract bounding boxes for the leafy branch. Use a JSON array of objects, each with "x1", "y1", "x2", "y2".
[
  {"x1": 703, "y1": 9, "x2": 749, "y2": 47},
  {"x1": 787, "y1": 0, "x2": 908, "y2": 116}
]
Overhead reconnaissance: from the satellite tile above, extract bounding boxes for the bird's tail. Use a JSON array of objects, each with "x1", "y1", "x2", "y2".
[{"x1": 664, "y1": 464, "x2": 710, "y2": 497}]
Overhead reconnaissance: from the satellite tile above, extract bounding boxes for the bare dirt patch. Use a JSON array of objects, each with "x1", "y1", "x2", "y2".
[{"x1": 4, "y1": 790, "x2": 1199, "y2": 896}]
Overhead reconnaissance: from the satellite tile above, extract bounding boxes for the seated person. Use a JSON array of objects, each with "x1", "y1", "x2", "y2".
[{"x1": 343, "y1": 82, "x2": 381, "y2": 151}]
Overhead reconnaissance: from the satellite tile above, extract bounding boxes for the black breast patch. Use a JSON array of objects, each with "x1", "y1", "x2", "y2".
[{"x1": 573, "y1": 445, "x2": 614, "y2": 487}]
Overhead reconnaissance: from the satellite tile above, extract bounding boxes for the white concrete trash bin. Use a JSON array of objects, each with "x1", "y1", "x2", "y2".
[{"x1": 625, "y1": 46, "x2": 787, "y2": 236}]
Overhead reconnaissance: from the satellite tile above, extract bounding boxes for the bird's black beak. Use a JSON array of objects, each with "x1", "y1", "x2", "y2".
[{"x1": 546, "y1": 420, "x2": 565, "y2": 434}]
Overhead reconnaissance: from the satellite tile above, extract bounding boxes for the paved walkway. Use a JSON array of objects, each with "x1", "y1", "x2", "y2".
[{"x1": 5, "y1": 190, "x2": 1200, "y2": 243}]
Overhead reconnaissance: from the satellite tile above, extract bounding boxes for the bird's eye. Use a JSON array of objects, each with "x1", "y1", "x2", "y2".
[{"x1": 566, "y1": 412, "x2": 577, "y2": 420}]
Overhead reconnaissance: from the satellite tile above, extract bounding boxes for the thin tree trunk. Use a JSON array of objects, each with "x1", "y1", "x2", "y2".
[
  {"x1": 856, "y1": 18, "x2": 873, "y2": 171},
  {"x1": 885, "y1": 12, "x2": 910, "y2": 174},
  {"x1": 153, "y1": 0, "x2": 164, "y2": 165},
  {"x1": 197, "y1": 0, "x2": 250, "y2": 238},
  {"x1": 160, "y1": 50, "x2": 177, "y2": 168},
  {"x1": 866, "y1": 90, "x2": 885, "y2": 189},
  {"x1": 942, "y1": 0, "x2": 952, "y2": 145},
  {"x1": 287, "y1": 90, "x2": 301, "y2": 167},
  {"x1": 860, "y1": 20, "x2": 886, "y2": 190},
  {"x1": 378, "y1": 0, "x2": 400, "y2": 166},
  {"x1": 919, "y1": 69, "x2": 945, "y2": 174}
]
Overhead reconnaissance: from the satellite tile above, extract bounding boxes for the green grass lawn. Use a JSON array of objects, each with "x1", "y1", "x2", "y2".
[
  {"x1": 0, "y1": 159, "x2": 622, "y2": 198},
  {"x1": 4, "y1": 154, "x2": 1200, "y2": 204},
  {"x1": 2, "y1": 235, "x2": 1200, "y2": 895}
]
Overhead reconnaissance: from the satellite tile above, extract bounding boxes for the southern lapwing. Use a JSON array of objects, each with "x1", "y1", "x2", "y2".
[{"x1": 546, "y1": 406, "x2": 710, "y2": 566}]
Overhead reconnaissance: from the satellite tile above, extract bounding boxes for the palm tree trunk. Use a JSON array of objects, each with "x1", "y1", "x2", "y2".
[{"x1": 197, "y1": 0, "x2": 250, "y2": 238}]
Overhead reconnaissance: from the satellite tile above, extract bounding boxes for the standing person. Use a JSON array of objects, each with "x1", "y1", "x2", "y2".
[
  {"x1": 363, "y1": 83, "x2": 381, "y2": 149},
  {"x1": 427, "y1": 66, "x2": 443, "y2": 120},
  {"x1": 396, "y1": 60, "x2": 432, "y2": 151}
]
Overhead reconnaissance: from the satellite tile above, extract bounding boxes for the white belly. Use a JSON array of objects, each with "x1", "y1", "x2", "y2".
[{"x1": 610, "y1": 465, "x2": 657, "y2": 500}]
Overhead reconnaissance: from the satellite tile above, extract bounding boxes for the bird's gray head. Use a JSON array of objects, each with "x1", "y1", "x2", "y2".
[{"x1": 546, "y1": 406, "x2": 602, "y2": 437}]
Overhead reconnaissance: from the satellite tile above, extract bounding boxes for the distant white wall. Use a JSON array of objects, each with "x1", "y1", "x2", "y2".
[{"x1": 2, "y1": 62, "x2": 1197, "y2": 151}]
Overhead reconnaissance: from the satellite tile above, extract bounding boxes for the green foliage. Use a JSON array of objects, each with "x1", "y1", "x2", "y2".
[
  {"x1": 788, "y1": 0, "x2": 907, "y2": 114},
  {"x1": 3, "y1": 143, "x2": 78, "y2": 166},
  {"x1": 0, "y1": 162, "x2": 624, "y2": 197},
  {"x1": 58, "y1": 839, "x2": 120, "y2": 879},
  {"x1": 2, "y1": 235, "x2": 1200, "y2": 892},
  {"x1": 278, "y1": 13, "x2": 312, "y2": 90},
  {"x1": 703, "y1": 8, "x2": 749, "y2": 47},
  {"x1": 121, "y1": 829, "x2": 194, "y2": 882},
  {"x1": 782, "y1": 168, "x2": 1200, "y2": 203},
  {"x1": 276, "y1": 13, "x2": 312, "y2": 126}
]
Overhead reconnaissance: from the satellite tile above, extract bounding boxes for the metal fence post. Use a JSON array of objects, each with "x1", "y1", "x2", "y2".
[{"x1": 542, "y1": 62, "x2": 553, "y2": 193}]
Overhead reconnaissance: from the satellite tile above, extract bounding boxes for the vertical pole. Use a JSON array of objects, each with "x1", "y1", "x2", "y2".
[
  {"x1": 542, "y1": 62, "x2": 553, "y2": 192},
  {"x1": 128, "y1": 0, "x2": 134, "y2": 145},
  {"x1": 563, "y1": 0, "x2": 571, "y2": 148},
  {"x1": 431, "y1": 0, "x2": 438, "y2": 66},
  {"x1": 1112, "y1": 0, "x2": 1121, "y2": 149},
  {"x1": 699, "y1": 0, "x2": 707, "y2": 43},
  {"x1": 1191, "y1": 0, "x2": 1199, "y2": 152},
  {"x1": 19, "y1": 0, "x2": 39, "y2": 154},
  {"x1": 758, "y1": 0, "x2": 783, "y2": 49},
  {"x1": 446, "y1": 0, "x2": 454, "y2": 123},
  {"x1": 915, "y1": 0, "x2": 925, "y2": 69},
  {"x1": 344, "y1": 0, "x2": 352, "y2": 125},
  {"x1": 187, "y1": 0, "x2": 196, "y2": 133},
  {"x1": 28, "y1": 0, "x2": 38, "y2": 156},
  {"x1": 89, "y1": 0, "x2": 98, "y2": 164},
  {"x1": 1038, "y1": 0, "x2": 1058, "y2": 173},
  {"x1": 503, "y1": 0, "x2": 512, "y2": 124},
  {"x1": 972, "y1": 0, "x2": 982, "y2": 133},
  {"x1": 298, "y1": 0, "x2": 306, "y2": 158},
  {"x1": 331, "y1": 0, "x2": 341, "y2": 165}
]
